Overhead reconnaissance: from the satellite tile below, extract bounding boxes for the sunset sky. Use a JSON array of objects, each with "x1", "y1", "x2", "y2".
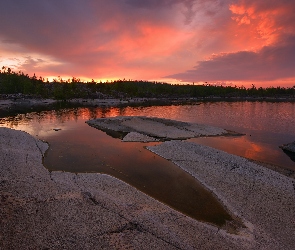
[{"x1": 0, "y1": 0, "x2": 294, "y2": 87}]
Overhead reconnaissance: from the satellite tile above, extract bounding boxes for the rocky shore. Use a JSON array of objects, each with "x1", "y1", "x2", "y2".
[
  {"x1": 0, "y1": 96, "x2": 198, "y2": 111},
  {"x1": 1, "y1": 122, "x2": 295, "y2": 249}
]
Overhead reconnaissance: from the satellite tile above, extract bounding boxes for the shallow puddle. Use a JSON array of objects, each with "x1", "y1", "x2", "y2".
[{"x1": 43, "y1": 122, "x2": 233, "y2": 226}]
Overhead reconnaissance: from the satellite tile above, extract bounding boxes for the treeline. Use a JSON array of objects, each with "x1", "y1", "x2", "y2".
[{"x1": 0, "y1": 67, "x2": 295, "y2": 100}]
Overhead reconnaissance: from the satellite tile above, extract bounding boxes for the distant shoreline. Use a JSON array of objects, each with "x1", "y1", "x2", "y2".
[
  {"x1": 1, "y1": 95, "x2": 295, "y2": 119},
  {"x1": 1, "y1": 94, "x2": 295, "y2": 107}
]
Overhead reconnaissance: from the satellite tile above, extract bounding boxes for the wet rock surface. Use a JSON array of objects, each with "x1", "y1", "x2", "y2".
[
  {"x1": 1, "y1": 127, "x2": 295, "y2": 249},
  {"x1": 87, "y1": 116, "x2": 228, "y2": 140}
]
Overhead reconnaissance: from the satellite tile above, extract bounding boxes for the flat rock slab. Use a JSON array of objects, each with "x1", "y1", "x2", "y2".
[
  {"x1": 122, "y1": 132, "x2": 160, "y2": 142},
  {"x1": 1, "y1": 127, "x2": 295, "y2": 249},
  {"x1": 147, "y1": 141, "x2": 295, "y2": 250},
  {"x1": 86, "y1": 116, "x2": 228, "y2": 140}
]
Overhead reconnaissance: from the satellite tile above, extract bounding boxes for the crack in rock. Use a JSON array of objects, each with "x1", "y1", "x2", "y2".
[
  {"x1": 81, "y1": 191, "x2": 184, "y2": 250},
  {"x1": 109, "y1": 221, "x2": 144, "y2": 234}
]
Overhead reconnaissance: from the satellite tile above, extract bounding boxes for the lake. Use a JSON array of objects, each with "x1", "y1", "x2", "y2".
[{"x1": 1, "y1": 100, "x2": 294, "y2": 225}]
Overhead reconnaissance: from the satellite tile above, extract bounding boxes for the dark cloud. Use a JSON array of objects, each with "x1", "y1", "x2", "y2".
[
  {"x1": 0, "y1": 0, "x2": 180, "y2": 58},
  {"x1": 168, "y1": 36, "x2": 295, "y2": 81},
  {"x1": 125, "y1": 0, "x2": 178, "y2": 8},
  {"x1": 124, "y1": 0, "x2": 227, "y2": 24},
  {"x1": 125, "y1": 0, "x2": 195, "y2": 24},
  {"x1": 0, "y1": 1, "x2": 112, "y2": 53},
  {"x1": 124, "y1": 0, "x2": 200, "y2": 9},
  {"x1": 0, "y1": 0, "x2": 198, "y2": 79}
]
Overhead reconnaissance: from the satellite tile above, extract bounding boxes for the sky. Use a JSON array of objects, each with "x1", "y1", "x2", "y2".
[{"x1": 0, "y1": 0, "x2": 295, "y2": 87}]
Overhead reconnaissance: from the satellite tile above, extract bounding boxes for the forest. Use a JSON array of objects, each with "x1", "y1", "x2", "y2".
[{"x1": 1, "y1": 67, "x2": 295, "y2": 100}]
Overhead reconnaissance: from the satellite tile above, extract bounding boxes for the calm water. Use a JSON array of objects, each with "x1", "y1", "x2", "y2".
[
  {"x1": 112, "y1": 101, "x2": 295, "y2": 170},
  {"x1": 1, "y1": 101, "x2": 294, "y2": 225}
]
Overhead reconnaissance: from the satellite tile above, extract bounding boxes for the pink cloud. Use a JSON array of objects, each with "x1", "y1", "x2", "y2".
[
  {"x1": 0, "y1": 0, "x2": 294, "y2": 87},
  {"x1": 168, "y1": 0, "x2": 295, "y2": 86}
]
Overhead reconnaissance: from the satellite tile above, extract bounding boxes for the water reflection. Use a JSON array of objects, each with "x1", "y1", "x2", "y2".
[
  {"x1": 1, "y1": 102, "x2": 294, "y2": 170},
  {"x1": 189, "y1": 135, "x2": 293, "y2": 168},
  {"x1": 0, "y1": 107, "x2": 125, "y2": 138},
  {"x1": 0, "y1": 107, "x2": 233, "y2": 226}
]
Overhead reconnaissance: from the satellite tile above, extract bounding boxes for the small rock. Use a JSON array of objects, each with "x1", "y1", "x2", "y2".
[
  {"x1": 122, "y1": 132, "x2": 159, "y2": 142},
  {"x1": 280, "y1": 141, "x2": 295, "y2": 153}
]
